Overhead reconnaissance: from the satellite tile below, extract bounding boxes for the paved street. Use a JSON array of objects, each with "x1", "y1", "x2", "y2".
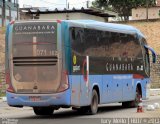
[{"x1": 0, "y1": 95, "x2": 160, "y2": 124}]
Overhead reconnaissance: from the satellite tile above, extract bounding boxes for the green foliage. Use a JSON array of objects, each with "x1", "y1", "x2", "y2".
[
  {"x1": 92, "y1": 0, "x2": 156, "y2": 21},
  {"x1": 0, "y1": 92, "x2": 6, "y2": 97}
]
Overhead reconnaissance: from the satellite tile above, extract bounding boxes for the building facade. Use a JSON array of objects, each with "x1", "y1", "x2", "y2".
[
  {"x1": 0, "y1": 0, "x2": 19, "y2": 27},
  {"x1": 132, "y1": 0, "x2": 160, "y2": 20},
  {"x1": 132, "y1": 7, "x2": 160, "y2": 20},
  {"x1": 20, "y1": 7, "x2": 117, "y2": 22}
]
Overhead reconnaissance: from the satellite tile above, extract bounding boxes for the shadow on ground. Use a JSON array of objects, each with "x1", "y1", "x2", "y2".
[{"x1": 22, "y1": 104, "x2": 131, "y2": 119}]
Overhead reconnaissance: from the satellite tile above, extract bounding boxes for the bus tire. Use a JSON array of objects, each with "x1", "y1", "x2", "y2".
[
  {"x1": 131, "y1": 86, "x2": 141, "y2": 107},
  {"x1": 33, "y1": 107, "x2": 54, "y2": 115},
  {"x1": 122, "y1": 87, "x2": 141, "y2": 108},
  {"x1": 88, "y1": 89, "x2": 98, "y2": 115},
  {"x1": 122, "y1": 101, "x2": 130, "y2": 108},
  {"x1": 74, "y1": 107, "x2": 88, "y2": 114}
]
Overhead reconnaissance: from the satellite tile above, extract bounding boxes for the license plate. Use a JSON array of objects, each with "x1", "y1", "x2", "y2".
[{"x1": 29, "y1": 96, "x2": 41, "y2": 102}]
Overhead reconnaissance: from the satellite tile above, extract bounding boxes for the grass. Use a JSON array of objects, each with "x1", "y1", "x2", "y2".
[{"x1": 0, "y1": 92, "x2": 6, "y2": 97}]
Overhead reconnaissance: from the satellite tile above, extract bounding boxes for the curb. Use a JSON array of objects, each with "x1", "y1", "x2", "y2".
[{"x1": 0, "y1": 97, "x2": 7, "y2": 102}]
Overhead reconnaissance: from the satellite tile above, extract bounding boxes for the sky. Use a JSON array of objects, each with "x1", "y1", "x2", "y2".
[{"x1": 19, "y1": 0, "x2": 94, "y2": 9}]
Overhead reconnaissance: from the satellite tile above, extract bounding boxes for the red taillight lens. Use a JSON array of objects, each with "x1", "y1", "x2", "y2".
[
  {"x1": 57, "y1": 71, "x2": 69, "y2": 92},
  {"x1": 5, "y1": 70, "x2": 14, "y2": 93}
]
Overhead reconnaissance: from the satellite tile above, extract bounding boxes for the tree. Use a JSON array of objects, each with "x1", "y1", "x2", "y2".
[
  {"x1": 2, "y1": 0, "x2": 6, "y2": 27},
  {"x1": 92, "y1": 0, "x2": 156, "y2": 21}
]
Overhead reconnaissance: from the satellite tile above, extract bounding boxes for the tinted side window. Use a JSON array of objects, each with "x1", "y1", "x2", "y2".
[
  {"x1": 118, "y1": 34, "x2": 143, "y2": 59},
  {"x1": 70, "y1": 27, "x2": 144, "y2": 75},
  {"x1": 70, "y1": 27, "x2": 85, "y2": 55}
]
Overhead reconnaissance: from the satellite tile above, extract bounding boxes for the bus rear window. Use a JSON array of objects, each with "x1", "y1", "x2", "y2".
[{"x1": 12, "y1": 22, "x2": 57, "y2": 57}]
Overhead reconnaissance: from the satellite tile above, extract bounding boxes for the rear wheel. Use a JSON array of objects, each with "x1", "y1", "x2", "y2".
[
  {"x1": 122, "y1": 87, "x2": 141, "y2": 108},
  {"x1": 33, "y1": 107, "x2": 54, "y2": 115},
  {"x1": 88, "y1": 90, "x2": 99, "y2": 115}
]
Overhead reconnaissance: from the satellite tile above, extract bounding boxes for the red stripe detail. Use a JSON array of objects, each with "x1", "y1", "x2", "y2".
[
  {"x1": 133, "y1": 74, "x2": 144, "y2": 79},
  {"x1": 10, "y1": 20, "x2": 15, "y2": 25},
  {"x1": 57, "y1": 20, "x2": 62, "y2": 23}
]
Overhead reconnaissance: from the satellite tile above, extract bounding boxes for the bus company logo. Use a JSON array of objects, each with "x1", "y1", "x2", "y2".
[
  {"x1": 106, "y1": 63, "x2": 134, "y2": 72},
  {"x1": 73, "y1": 55, "x2": 77, "y2": 65},
  {"x1": 73, "y1": 55, "x2": 80, "y2": 72},
  {"x1": 14, "y1": 25, "x2": 55, "y2": 32}
]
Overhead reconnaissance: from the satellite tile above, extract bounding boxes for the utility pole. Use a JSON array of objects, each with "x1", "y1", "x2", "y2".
[
  {"x1": 2, "y1": 0, "x2": 6, "y2": 27},
  {"x1": 14, "y1": 0, "x2": 19, "y2": 20},
  {"x1": 16, "y1": 0, "x2": 19, "y2": 20},
  {"x1": 146, "y1": 0, "x2": 149, "y2": 21},
  {"x1": 66, "y1": 0, "x2": 69, "y2": 20},
  {"x1": 86, "y1": 1, "x2": 89, "y2": 8}
]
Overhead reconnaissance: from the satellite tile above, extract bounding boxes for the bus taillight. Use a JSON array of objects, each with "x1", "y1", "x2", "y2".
[
  {"x1": 58, "y1": 71, "x2": 69, "y2": 92},
  {"x1": 5, "y1": 70, "x2": 14, "y2": 93}
]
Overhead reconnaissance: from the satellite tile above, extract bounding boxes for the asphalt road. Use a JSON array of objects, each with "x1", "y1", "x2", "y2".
[{"x1": 0, "y1": 96, "x2": 160, "y2": 124}]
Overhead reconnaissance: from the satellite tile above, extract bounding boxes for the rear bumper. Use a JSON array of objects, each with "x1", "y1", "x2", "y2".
[{"x1": 6, "y1": 90, "x2": 71, "y2": 107}]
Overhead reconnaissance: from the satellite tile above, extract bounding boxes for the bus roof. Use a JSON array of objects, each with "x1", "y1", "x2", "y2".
[{"x1": 63, "y1": 20, "x2": 145, "y2": 38}]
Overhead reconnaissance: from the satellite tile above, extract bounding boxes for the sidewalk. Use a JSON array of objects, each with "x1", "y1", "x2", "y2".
[
  {"x1": 0, "y1": 96, "x2": 7, "y2": 102},
  {"x1": 150, "y1": 88, "x2": 160, "y2": 96}
]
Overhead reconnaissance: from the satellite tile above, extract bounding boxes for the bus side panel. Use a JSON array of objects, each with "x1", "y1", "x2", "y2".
[
  {"x1": 111, "y1": 75, "x2": 123, "y2": 102},
  {"x1": 79, "y1": 75, "x2": 92, "y2": 106},
  {"x1": 141, "y1": 78, "x2": 150, "y2": 100},
  {"x1": 122, "y1": 75, "x2": 134, "y2": 102},
  {"x1": 62, "y1": 22, "x2": 81, "y2": 106},
  {"x1": 70, "y1": 75, "x2": 81, "y2": 106},
  {"x1": 102, "y1": 75, "x2": 113, "y2": 103}
]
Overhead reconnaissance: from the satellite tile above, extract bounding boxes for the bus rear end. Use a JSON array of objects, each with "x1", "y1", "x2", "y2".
[{"x1": 5, "y1": 21, "x2": 70, "y2": 110}]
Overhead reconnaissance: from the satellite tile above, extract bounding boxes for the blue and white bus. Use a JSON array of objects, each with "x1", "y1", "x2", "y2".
[{"x1": 5, "y1": 20, "x2": 156, "y2": 115}]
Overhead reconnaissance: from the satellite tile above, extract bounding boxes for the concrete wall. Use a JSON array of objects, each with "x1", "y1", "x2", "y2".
[
  {"x1": 132, "y1": 7, "x2": 160, "y2": 20},
  {"x1": 39, "y1": 12, "x2": 105, "y2": 22}
]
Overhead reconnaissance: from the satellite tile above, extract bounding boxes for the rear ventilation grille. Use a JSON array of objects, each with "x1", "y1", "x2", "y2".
[{"x1": 13, "y1": 56, "x2": 58, "y2": 66}]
